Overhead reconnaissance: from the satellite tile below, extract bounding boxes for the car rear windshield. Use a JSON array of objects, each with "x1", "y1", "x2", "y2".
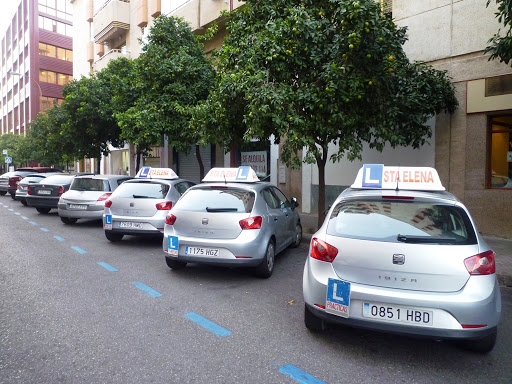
[
  {"x1": 176, "y1": 187, "x2": 255, "y2": 213},
  {"x1": 326, "y1": 200, "x2": 477, "y2": 245},
  {"x1": 40, "y1": 175, "x2": 75, "y2": 185},
  {"x1": 71, "y1": 178, "x2": 109, "y2": 192},
  {"x1": 112, "y1": 181, "x2": 170, "y2": 199}
]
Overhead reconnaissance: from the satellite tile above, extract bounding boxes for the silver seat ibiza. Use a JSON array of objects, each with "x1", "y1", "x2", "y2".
[
  {"x1": 163, "y1": 167, "x2": 302, "y2": 278},
  {"x1": 103, "y1": 167, "x2": 195, "y2": 242},
  {"x1": 303, "y1": 165, "x2": 501, "y2": 353}
]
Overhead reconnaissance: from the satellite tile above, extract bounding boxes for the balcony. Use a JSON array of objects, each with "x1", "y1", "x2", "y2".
[
  {"x1": 93, "y1": 49, "x2": 129, "y2": 72},
  {"x1": 93, "y1": 0, "x2": 130, "y2": 44}
]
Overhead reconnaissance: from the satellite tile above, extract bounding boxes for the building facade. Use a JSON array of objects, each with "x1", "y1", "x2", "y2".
[
  {"x1": 0, "y1": 0, "x2": 73, "y2": 139},
  {"x1": 71, "y1": 0, "x2": 512, "y2": 237}
]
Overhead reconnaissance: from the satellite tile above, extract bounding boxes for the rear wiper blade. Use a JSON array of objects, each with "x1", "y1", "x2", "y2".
[
  {"x1": 206, "y1": 207, "x2": 238, "y2": 212},
  {"x1": 132, "y1": 195, "x2": 151, "y2": 199},
  {"x1": 397, "y1": 234, "x2": 456, "y2": 244}
]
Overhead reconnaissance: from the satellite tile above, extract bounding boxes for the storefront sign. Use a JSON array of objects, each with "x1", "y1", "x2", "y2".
[{"x1": 241, "y1": 151, "x2": 267, "y2": 176}]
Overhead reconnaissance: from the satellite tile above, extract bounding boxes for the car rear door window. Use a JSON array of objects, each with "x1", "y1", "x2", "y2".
[{"x1": 327, "y1": 200, "x2": 477, "y2": 245}]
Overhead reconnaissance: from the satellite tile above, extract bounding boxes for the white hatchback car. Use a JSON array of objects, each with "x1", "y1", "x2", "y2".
[{"x1": 303, "y1": 165, "x2": 501, "y2": 353}]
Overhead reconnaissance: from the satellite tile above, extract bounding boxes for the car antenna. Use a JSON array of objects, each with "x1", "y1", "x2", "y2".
[
  {"x1": 223, "y1": 171, "x2": 227, "y2": 184},
  {"x1": 395, "y1": 165, "x2": 400, "y2": 192}
]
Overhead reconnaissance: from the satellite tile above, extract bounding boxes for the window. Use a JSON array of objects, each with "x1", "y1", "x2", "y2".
[
  {"x1": 39, "y1": 70, "x2": 71, "y2": 85},
  {"x1": 177, "y1": 188, "x2": 255, "y2": 213},
  {"x1": 39, "y1": 43, "x2": 72, "y2": 61},
  {"x1": 489, "y1": 115, "x2": 512, "y2": 189}
]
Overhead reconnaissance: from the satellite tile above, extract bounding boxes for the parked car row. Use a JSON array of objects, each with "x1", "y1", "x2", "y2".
[{"x1": 3, "y1": 164, "x2": 501, "y2": 353}]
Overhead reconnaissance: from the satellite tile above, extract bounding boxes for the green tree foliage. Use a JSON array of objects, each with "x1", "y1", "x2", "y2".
[
  {"x1": 486, "y1": 0, "x2": 512, "y2": 64},
  {"x1": 0, "y1": 133, "x2": 27, "y2": 168},
  {"x1": 116, "y1": 15, "x2": 215, "y2": 175},
  {"x1": 200, "y1": 0, "x2": 458, "y2": 225}
]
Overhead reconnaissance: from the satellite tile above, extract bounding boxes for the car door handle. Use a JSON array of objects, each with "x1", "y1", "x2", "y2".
[{"x1": 274, "y1": 218, "x2": 278, "y2": 221}]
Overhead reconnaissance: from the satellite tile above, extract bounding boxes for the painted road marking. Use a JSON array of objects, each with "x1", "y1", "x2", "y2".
[
  {"x1": 8, "y1": 209, "x2": 13, "y2": 211},
  {"x1": 14, "y1": 212, "x2": 20, "y2": 215},
  {"x1": 184, "y1": 312, "x2": 231, "y2": 337},
  {"x1": 40, "y1": 228, "x2": 50, "y2": 232},
  {"x1": 21, "y1": 216, "x2": 28, "y2": 220},
  {"x1": 131, "y1": 282, "x2": 162, "y2": 298},
  {"x1": 53, "y1": 236, "x2": 66, "y2": 242},
  {"x1": 29, "y1": 222, "x2": 38, "y2": 226},
  {"x1": 97, "y1": 262, "x2": 118, "y2": 272},
  {"x1": 279, "y1": 365, "x2": 327, "y2": 384},
  {"x1": 71, "y1": 246, "x2": 87, "y2": 254}
]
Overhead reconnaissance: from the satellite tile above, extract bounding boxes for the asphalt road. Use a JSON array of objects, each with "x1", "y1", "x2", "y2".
[{"x1": 1, "y1": 198, "x2": 511, "y2": 384}]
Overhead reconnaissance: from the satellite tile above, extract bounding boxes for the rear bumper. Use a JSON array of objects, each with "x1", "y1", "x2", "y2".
[
  {"x1": 58, "y1": 203, "x2": 104, "y2": 219},
  {"x1": 26, "y1": 196, "x2": 59, "y2": 209}
]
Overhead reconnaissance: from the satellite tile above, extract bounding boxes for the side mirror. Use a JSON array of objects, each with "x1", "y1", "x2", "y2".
[{"x1": 291, "y1": 197, "x2": 299, "y2": 209}]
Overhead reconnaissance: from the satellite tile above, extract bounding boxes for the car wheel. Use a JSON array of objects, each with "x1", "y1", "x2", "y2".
[
  {"x1": 305, "y1": 304, "x2": 326, "y2": 332},
  {"x1": 458, "y1": 329, "x2": 497, "y2": 354},
  {"x1": 165, "y1": 258, "x2": 187, "y2": 270},
  {"x1": 21, "y1": 200, "x2": 27, "y2": 206},
  {"x1": 290, "y1": 223, "x2": 302, "y2": 248},
  {"x1": 36, "y1": 207, "x2": 51, "y2": 214},
  {"x1": 0, "y1": 191, "x2": 6, "y2": 196},
  {"x1": 105, "y1": 231, "x2": 123, "y2": 242},
  {"x1": 60, "y1": 217, "x2": 78, "y2": 225},
  {"x1": 254, "y1": 240, "x2": 275, "y2": 278}
]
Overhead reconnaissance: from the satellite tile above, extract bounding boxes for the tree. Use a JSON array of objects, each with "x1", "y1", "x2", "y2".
[
  {"x1": 0, "y1": 133, "x2": 27, "y2": 168},
  {"x1": 201, "y1": 0, "x2": 458, "y2": 226},
  {"x1": 116, "y1": 15, "x2": 216, "y2": 176},
  {"x1": 486, "y1": 0, "x2": 512, "y2": 65}
]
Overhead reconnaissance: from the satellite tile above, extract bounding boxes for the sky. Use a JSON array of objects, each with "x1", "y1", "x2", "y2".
[{"x1": 0, "y1": 0, "x2": 20, "y2": 37}]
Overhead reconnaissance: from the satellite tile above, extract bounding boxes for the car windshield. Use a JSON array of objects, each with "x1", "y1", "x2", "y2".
[
  {"x1": 326, "y1": 200, "x2": 477, "y2": 245},
  {"x1": 112, "y1": 182, "x2": 170, "y2": 199},
  {"x1": 177, "y1": 187, "x2": 255, "y2": 213},
  {"x1": 71, "y1": 178, "x2": 109, "y2": 192},
  {"x1": 41, "y1": 175, "x2": 75, "y2": 185}
]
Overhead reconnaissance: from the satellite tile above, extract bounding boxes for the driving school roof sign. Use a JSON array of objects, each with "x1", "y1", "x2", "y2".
[
  {"x1": 351, "y1": 164, "x2": 445, "y2": 191},
  {"x1": 202, "y1": 166, "x2": 260, "y2": 182},
  {"x1": 135, "y1": 167, "x2": 179, "y2": 179}
]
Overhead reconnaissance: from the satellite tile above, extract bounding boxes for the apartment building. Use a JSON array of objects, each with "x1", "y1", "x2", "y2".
[
  {"x1": 0, "y1": 0, "x2": 73, "y2": 138},
  {"x1": 72, "y1": 1, "x2": 511, "y2": 237}
]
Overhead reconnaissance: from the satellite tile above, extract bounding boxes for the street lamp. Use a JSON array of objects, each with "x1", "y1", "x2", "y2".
[{"x1": 8, "y1": 70, "x2": 43, "y2": 124}]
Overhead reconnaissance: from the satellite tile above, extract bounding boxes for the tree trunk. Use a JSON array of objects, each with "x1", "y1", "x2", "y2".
[
  {"x1": 316, "y1": 148, "x2": 328, "y2": 229},
  {"x1": 96, "y1": 157, "x2": 101, "y2": 174},
  {"x1": 136, "y1": 150, "x2": 141, "y2": 173},
  {"x1": 195, "y1": 144, "x2": 205, "y2": 181}
]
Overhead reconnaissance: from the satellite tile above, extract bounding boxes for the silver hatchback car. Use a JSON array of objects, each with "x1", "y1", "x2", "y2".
[
  {"x1": 163, "y1": 167, "x2": 302, "y2": 277},
  {"x1": 58, "y1": 175, "x2": 133, "y2": 224},
  {"x1": 103, "y1": 167, "x2": 194, "y2": 242},
  {"x1": 303, "y1": 165, "x2": 501, "y2": 353}
]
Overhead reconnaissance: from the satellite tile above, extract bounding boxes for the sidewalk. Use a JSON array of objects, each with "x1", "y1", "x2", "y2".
[{"x1": 299, "y1": 212, "x2": 512, "y2": 288}]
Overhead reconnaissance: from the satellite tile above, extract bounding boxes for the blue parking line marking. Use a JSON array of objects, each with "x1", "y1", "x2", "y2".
[
  {"x1": 71, "y1": 246, "x2": 87, "y2": 254},
  {"x1": 29, "y1": 221, "x2": 38, "y2": 225},
  {"x1": 97, "y1": 262, "x2": 118, "y2": 272},
  {"x1": 21, "y1": 216, "x2": 28, "y2": 220},
  {"x1": 279, "y1": 365, "x2": 327, "y2": 384},
  {"x1": 184, "y1": 312, "x2": 231, "y2": 337},
  {"x1": 40, "y1": 228, "x2": 50, "y2": 232},
  {"x1": 132, "y1": 282, "x2": 162, "y2": 298},
  {"x1": 53, "y1": 236, "x2": 66, "y2": 242},
  {"x1": 8, "y1": 209, "x2": 13, "y2": 211},
  {"x1": 14, "y1": 212, "x2": 20, "y2": 215}
]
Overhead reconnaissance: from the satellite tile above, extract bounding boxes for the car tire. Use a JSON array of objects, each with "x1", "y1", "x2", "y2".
[
  {"x1": 0, "y1": 191, "x2": 6, "y2": 196},
  {"x1": 458, "y1": 329, "x2": 497, "y2": 354},
  {"x1": 165, "y1": 258, "x2": 187, "y2": 270},
  {"x1": 36, "y1": 207, "x2": 51, "y2": 214},
  {"x1": 254, "y1": 240, "x2": 275, "y2": 278},
  {"x1": 60, "y1": 217, "x2": 78, "y2": 225},
  {"x1": 305, "y1": 304, "x2": 326, "y2": 332},
  {"x1": 10, "y1": 193, "x2": 15, "y2": 200},
  {"x1": 105, "y1": 231, "x2": 123, "y2": 242},
  {"x1": 290, "y1": 223, "x2": 302, "y2": 248},
  {"x1": 21, "y1": 200, "x2": 27, "y2": 206}
]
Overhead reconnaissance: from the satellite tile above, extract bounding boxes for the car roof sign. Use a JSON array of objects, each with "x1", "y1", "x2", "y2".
[
  {"x1": 351, "y1": 164, "x2": 445, "y2": 191},
  {"x1": 135, "y1": 167, "x2": 179, "y2": 180},
  {"x1": 202, "y1": 166, "x2": 260, "y2": 183}
]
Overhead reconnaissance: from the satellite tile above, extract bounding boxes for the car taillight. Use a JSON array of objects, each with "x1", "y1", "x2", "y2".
[
  {"x1": 165, "y1": 214, "x2": 176, "y2": 225},
  {"x1": 239, "y1": 216, "x2": 262, "y2": 230},
  {"x1": 464, "y1": 250, "x2": 495, "y2": 275},
  {"x1": 105, "y1": 200, "x2": 113, "y2": 208},
  {"x1": 58, "y1": 186, "x2": 65, "y2": 197},
  {"x1": 27, "y1": 185, "x2": 32, "y2": 195},
  {"x1": 310, "y1": 238, "x2": 338, "y2": 263},
  {"x1": 156, "y1": 201, "x2": 173, "y2": 210},
  {"x1": 97, "y1": 193, "x2": 112, "y2": 201}
]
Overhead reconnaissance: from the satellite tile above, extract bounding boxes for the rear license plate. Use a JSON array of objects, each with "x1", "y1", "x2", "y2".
[
  {"x1": 184, "y1": 246, "x2": 219, "y2": 257},
  {"x1": 363, "y1": 302, "x2": 433, "y2": 326},
  {"x1": 119, "y1": 221, "x2": 143, "y2": 229},
  {"x1": 37, "y1": 190, "x2": 51, "y2": 195},
  {"x1": 325, "y1": 279, "x2": 351, "y2": 318},
  {"x1": 69, "y1": 204, "x2": 87, "y2": 210}
]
